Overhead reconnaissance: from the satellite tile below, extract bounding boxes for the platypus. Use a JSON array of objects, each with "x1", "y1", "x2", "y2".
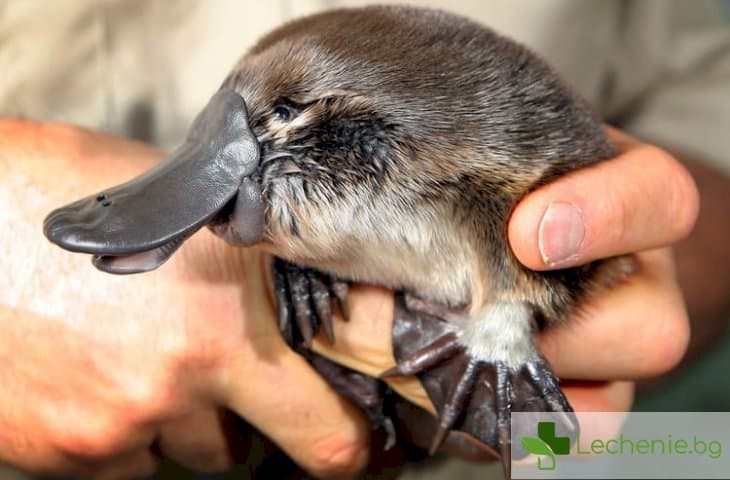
[{"x1": 43, "y1": 5, "x2": 633, "y2": 477}]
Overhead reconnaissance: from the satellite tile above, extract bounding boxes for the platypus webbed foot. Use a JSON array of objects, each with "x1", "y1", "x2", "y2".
[
  {"x1": 388, "y1": 293, "x2": 578, "y2": 478},
  {"x1": 272, "y1": 257, "x2": 348, "y2": 347}
]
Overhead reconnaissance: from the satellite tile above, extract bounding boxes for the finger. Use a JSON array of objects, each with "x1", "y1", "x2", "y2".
[
  {"x1": 508, "y1": 128, "x2": 699, "y2": 270},
  {"x1": 157, "y1": 408, "x2": 234, "y2": 473},
  {"x1": 222, "y1": 350, "x2": 370, "y2": 478},
  {"x1": 313, "y1": 284, "x2": 397, "y2": 378},
  {"x1": 563, "y1": 381, "x2": 635, "y2": 445},
  {"x1": 538, "y1": 249, "x2": 690, "y2": 380},
  {"x1": 310, "y1": 285, "x2": 437, "y2": 414},
  {"x1": 52, "y1": 448, "x2": 158, "y2": 480},
  {"x1": 219, "y1": 276, "x2": 370, "y2": 479},
  {"x1": 563, "y1": 381, "x2": 635, "y2": 413},
  {"x1": 0, "y1": 408, "x2": 158, "y2": 479},
  {"x1": 89, "y1": 450, "x2": 158, "y2": 480}
]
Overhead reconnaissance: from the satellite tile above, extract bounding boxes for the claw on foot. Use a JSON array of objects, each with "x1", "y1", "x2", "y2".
[
  {"x1": 429, "y1": 356, "x2": 480, "y2": 454},
  {"x1": 310, "y1": 274, "x2": 335, "y2": 343},
  {"x1": 285, "y1": 262, "x2": 316, "y2": 347},
  {"x1": 330, "y1": 280, "x2": 349, "y2": 320},
  {"x1": 272, "y1": 257, "x2": 294, "y2": 345},
  {"x1": 272, "y1": 257, "x2": 338, "y2": 348}
]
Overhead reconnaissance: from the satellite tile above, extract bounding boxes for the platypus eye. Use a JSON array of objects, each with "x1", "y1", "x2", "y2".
[{"x1": 273, "y1": 104, "x2": 296, "y2": 122}]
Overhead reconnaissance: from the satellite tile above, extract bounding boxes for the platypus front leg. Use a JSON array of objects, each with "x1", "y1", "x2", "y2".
[
  {"x1": 271, "y1": 257, "x2": 345, "y2": 347},
  {"x1": 271, "y1": 257, "x2": 397, "y2": 440}
]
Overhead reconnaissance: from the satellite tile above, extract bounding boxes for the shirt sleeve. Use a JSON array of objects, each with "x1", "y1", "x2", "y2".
[{"x1": 603, "y1": 0, "x2": 730, "y2": 174}]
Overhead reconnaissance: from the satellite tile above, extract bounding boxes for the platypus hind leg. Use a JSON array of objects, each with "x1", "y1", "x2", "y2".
[{"x1": 386, "y1": 293, "x2": 579, "y2": 479}]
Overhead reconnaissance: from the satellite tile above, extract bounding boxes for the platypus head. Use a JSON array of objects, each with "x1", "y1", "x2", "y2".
[{"x1": 44, "y1": 8, "x2": 432, "y2": 274}]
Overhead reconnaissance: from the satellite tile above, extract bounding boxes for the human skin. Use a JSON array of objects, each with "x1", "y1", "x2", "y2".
[{"x1": 0, "y1": 120, "x2": 696, "y2": 478}]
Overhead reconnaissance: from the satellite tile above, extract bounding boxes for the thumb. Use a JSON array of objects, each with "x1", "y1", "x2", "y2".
[{"x1": 508, "y1": 128, "x2": 699, "y2": 270}]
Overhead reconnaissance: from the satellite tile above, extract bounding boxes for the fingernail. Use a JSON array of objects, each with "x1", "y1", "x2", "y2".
[{"x1": 538, "y1": 202, "x2": 585, "y2": 267}]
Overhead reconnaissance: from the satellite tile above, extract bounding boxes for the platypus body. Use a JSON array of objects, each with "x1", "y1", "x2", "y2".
[{"x1": 44, "y1": 6, "x2": 631, "y2": 477}]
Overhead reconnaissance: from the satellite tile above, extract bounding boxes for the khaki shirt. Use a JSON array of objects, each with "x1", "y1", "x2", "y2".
[
  {"x1": 0, "y1": 2, "x2": 728, "y2": 478},
  {"x1": 2, "y1": 0, "x2": 729, "y2": 172}
]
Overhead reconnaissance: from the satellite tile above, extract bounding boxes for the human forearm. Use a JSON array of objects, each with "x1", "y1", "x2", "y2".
[{"x1": 0, "y1": 119, "x2": 370, "y2": 478}]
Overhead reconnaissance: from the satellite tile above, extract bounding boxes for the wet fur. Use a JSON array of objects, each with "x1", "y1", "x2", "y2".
[{"x1": 223, "y1": 5, "x2": 629, "y2": 336}]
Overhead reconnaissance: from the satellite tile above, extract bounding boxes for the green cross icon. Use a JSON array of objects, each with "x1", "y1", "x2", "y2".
[{"x1": 521, "y1": 421, "x2": 571, "y2": 471}]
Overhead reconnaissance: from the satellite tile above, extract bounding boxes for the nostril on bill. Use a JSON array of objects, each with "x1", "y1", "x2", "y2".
[
  {"x1": 95, "y1": 193, "x2": 112, "y2": 207},
  {"x1": 42, "y1": 88, "x2": 260, "y2": 262}
]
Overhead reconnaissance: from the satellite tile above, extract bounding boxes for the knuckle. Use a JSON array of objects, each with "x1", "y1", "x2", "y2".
[
  {"x1": 122, "y1": 372, "x2": 177, "y2": 422},
  {"x1": 642, "y1": 302, "x2": 691, "y2": 377},
  {"x1": 52, "y1": 418, "x2": 124, "y2": 459},
  {"x1": 651, "y1": 146, "x2": 700, "y2": 241},
  {"x1": 162, "y1": 320, "x2": 230, "y2": 378},
  {"x1": 608, "y1": 382, "x2": 636, "y2": 412},
  {"x1": 305, "y1": 432, "x2": 368, "y2": 478}
]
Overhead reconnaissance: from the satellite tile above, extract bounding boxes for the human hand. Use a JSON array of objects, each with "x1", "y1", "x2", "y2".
[
  {"x1": 0, "y1": 120, "x2": 697, "y2": 478},
  {"x1": 313, "y1": 127, "x2": 698, "y2": 445},
  {"x1": 509, "y1": 126, "x2": 697, "y2": 407},
  {"x1": 0, "y1": 120, "x2": 370, "y2": 479}
]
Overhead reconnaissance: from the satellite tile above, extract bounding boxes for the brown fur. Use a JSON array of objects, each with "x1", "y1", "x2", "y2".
[{"x1": 222, "y1": 5, "x2": 629, "y2": 329}]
